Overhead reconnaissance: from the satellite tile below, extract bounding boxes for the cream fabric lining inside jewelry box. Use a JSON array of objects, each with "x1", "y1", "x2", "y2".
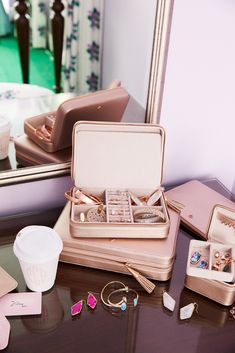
[
  {"x1": 207, "y1": 205, "x2": 235, "y2": 245},
  {"x1": 72, "y1": 122, "x2": 164, "y2": 195}
]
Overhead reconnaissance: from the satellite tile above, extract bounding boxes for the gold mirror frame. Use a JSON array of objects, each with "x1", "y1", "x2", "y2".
[{"x1": 0, "y1": 0, "x2": 174, "y2": 187}]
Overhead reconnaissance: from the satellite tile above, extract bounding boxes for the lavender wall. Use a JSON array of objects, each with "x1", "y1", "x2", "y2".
[
  {"x1": 0, "y1": 176, "x2": 73, "y2": 217},
  {"x1": 161, "y1": 0, "x2": 235, "y2": 193}
]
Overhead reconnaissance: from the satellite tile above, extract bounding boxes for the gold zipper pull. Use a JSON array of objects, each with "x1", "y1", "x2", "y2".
[{"x1": 125, "y1": 264, "x2": 156, "y2": 294}]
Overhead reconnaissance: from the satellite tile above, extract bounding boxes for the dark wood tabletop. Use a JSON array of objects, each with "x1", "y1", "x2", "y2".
[{"x1": 0, "y1": 179, "x2": 234, "y2": 353}]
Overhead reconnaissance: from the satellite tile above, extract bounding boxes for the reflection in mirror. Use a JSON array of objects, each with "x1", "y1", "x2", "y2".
[{"x1": 0, "y1": 0, "x2": 172, "y2": 185}]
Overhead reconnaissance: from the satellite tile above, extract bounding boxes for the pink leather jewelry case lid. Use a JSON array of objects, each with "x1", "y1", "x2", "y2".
[
  {"x1": 72, "y1": 121, "x2": 165, "y2": 195},
  {"x1": 166, "y1": 180, "x2": 235, "y2": 239}
]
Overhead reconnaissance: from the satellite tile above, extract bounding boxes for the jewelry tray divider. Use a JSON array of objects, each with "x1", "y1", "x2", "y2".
[{"x1": 186, "y1": 205, "x2": 235, "y2": 283}]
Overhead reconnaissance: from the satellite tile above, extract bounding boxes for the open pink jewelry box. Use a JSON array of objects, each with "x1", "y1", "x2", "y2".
[
  {"x1": 23, "y1": 86, "x2": 130, "y2": 153},
  {"x1": 68, "y1": 121, "x2": 170, "y2": 238},
  {"x1": 185, "y1": 205, "x2": 235, "y2": 305}
]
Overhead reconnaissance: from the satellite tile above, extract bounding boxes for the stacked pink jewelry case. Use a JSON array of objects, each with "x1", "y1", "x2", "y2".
[
  {"x1": 166, "y1": 181, "x2": 235, "y2": 306},
  {"x1": 68, "y1": 121, "x2": 170, "y2": 238},
  {"x1": 54, "y1": 203, "x2": 180, "y2": 282}
]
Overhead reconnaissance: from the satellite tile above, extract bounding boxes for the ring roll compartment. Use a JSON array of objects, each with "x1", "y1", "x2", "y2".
[{"x1": 106, "y1": 189, "x2": 133, "y2": 223}]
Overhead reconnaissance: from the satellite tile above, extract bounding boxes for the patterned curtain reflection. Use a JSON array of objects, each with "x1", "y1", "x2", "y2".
[
  {"x1": 12, "y1": 0, "x2": 103, "y2": 92},
  {"x1": 30, "y1": 0, "x2": 48, "y2": 48},
  {"x1": 63, "y1": 0, "x2": 103, "y2": 93}
]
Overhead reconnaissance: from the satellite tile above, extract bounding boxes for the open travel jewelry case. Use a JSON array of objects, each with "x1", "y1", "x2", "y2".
[
  {"x1": 55, "y1": 203, "x2": 180, "y2": 282},
  {"x1": 68, "y1": 121, "x2": 170, "y2": 238},
  {"x1": 23, "y1": 87, "x2": 130, "y2": 153},
  {"x1": 185, "y1": 205, "x2": 235, "y2": 306}
]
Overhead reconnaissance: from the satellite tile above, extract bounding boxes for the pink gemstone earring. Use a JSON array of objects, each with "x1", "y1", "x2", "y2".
[
  {"x1": 71, "y1": 300, "x2": 84, "y2": 316},
  {"x1": 87, "y1": 292, "x2": 97, "y2": 309}
]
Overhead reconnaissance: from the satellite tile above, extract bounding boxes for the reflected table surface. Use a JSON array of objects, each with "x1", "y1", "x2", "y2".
[{"x1": 0, "y1": 179, "x2": 234, "y2": 353}]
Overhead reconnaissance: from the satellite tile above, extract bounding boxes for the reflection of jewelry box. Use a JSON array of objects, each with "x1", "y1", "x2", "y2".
[
  {"x1": 185, "y1": 205, "x2": 235, "y2": 305},
  {"x1": 24, "y1": 87, "x2": 130, "y2": 153},
  {"x1": 68, "y1": 121, "x2": 170, "y2": 238},
  {"x1": 14, "y1": 134, "x2": 71, "y2": 166},
  {"x1": 55, "y1": 203, "x2": 180, "y2": 282}
]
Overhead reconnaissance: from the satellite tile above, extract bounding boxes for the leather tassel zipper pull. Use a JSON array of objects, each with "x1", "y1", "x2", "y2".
[{"x1": 125, "y1": 264, "x2": 156, "y2": 294}]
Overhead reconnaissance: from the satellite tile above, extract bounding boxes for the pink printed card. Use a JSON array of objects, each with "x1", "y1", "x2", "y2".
[{"x1": 0, "y1": 292, "x2": 42, "y2": 316}]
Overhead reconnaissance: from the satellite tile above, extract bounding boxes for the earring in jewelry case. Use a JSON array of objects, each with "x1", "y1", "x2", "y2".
[{"x1": 186, "y1": 205, "x2": 235, "y2": 283}]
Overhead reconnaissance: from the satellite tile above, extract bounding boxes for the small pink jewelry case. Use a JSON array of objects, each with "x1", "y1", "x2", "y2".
[
  {"x1": 24, "y1": 87, "x2": 130, "y2": 153},
  {"x1": 166, "y1": 181, "x2": 235, "y2": 306},
  {"x1": 69, "y1": 121, "x2": 170, "y2": 238},
  {"x1": 185, "y1": 205, "x2": 235, "y2": 305}
]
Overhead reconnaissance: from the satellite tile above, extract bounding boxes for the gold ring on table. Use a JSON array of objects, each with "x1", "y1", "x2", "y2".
[
  {"x1": 107, "y1": 286, "x2": 139, "y2": 311},
  {"x1": 101, "y1": 281, "x2": 126, "y2": 308}
]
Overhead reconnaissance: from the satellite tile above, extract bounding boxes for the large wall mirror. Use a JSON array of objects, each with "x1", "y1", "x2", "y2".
[{"x1": 0, "y1": 0, "x2": 173, "y2": 186}]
